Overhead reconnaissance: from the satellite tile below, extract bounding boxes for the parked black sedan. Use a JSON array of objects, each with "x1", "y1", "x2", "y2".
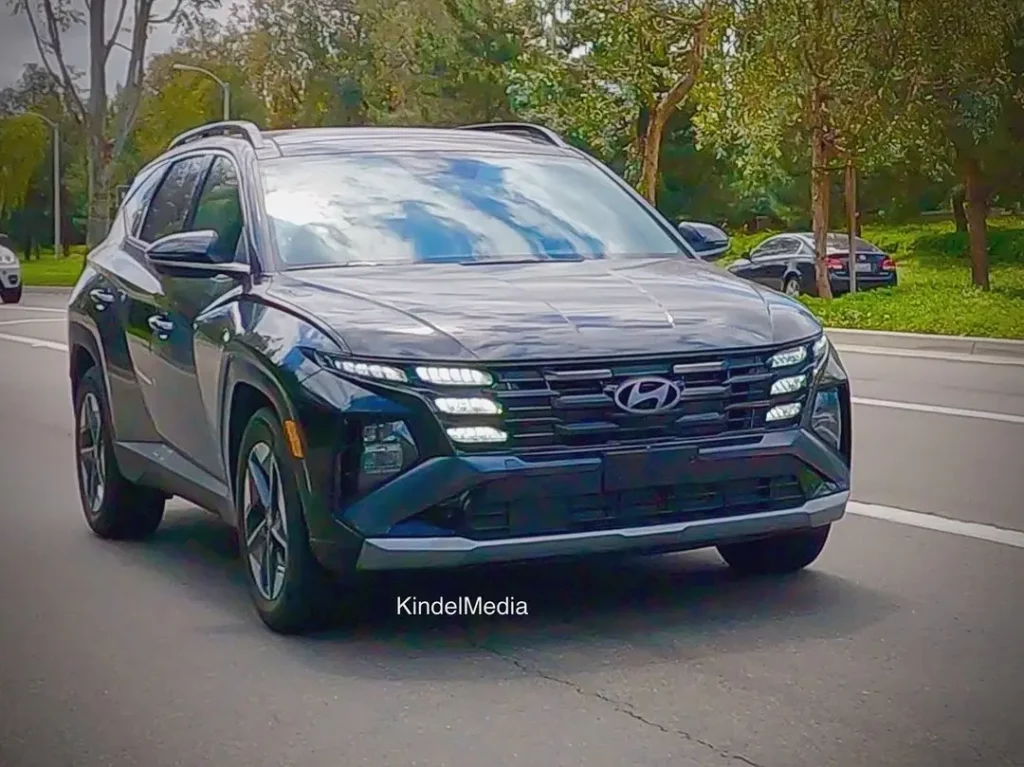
[{"x1": 727, "y1": 232, "x2": 897, "y2": 297}]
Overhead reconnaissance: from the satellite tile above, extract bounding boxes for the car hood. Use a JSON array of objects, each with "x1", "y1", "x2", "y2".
[{"x1": 268, "y1": 258, "x2": 822, "y2": 362}]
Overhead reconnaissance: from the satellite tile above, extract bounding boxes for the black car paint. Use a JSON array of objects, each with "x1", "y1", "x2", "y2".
[
  {"x1": 67, "y1": 126, "x2": 851, "y2": 576},
  {"x1": 728, "y1": 234, "x2": 898, "y2": 296}
]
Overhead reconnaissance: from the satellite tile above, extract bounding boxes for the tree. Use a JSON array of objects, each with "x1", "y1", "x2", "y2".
[
  {"x1": 893, "y1": 0, "x2": 1024, "y2": 290},
  {"x1": 12, "y1": 0, "x2": 217, "y2": 246},
  {"x1": 510, "y1": 0, "x2": 724, "y2": 205},
  {"x1": 698, "y1": 0, "x2": 907, "y2": 299}
]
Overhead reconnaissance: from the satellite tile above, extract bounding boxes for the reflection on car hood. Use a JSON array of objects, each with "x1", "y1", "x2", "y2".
[{"x1": 269, "y1": 257, "x2": 822, "y2": 362}]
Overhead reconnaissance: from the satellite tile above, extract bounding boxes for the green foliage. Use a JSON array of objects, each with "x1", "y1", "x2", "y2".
[{"x1": 0, "y1": 115, "x2": 48, "y2": 216}]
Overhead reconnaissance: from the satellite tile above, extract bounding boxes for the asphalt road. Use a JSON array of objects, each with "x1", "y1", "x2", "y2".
[{"x1": 2, "y1": 292, "x2": 1023, "y2": 767}]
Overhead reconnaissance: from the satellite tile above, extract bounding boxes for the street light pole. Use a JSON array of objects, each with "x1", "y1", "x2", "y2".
[
  {"x1": 171, "y1": 63, "x2": 230, "y2": 121},
  {"x1": 24, "y1": 112, "x2": 61, "y2": 258}
]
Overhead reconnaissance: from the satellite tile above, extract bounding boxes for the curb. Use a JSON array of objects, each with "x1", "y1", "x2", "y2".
[
  {"x1": 23, "y1": 285, "x2": 73, "y2": 295},
  {"x1": 825, "y1": 327, "x2": 1024, "y2": 360}
]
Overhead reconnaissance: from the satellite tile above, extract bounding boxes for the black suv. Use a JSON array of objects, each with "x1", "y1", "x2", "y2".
[{"x1": 67, "y1": 121, "x2": 851, "y2": 634}]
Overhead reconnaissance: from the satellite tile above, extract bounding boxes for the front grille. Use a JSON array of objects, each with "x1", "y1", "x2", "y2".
[
  {"x1": 462, "y1": 347, "x2": 814, "y2": 453},
  {"x1": 418, "y1": 474, "x2": 807, "y2": 540}
]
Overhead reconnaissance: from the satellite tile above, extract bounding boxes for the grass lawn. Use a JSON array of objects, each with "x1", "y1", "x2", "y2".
[
  {"x1": 725, "y1": 218, "x2": 1024, "y2": 340},
  {"x1": 17, "y1": 246, "x2": 89, "y2": 287},
  {"x1": 14, "y1": 220, "x2": 1024, "y2": 339}
]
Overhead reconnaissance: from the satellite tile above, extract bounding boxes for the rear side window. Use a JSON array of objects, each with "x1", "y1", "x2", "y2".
[
  {"x1": 139, "y1": 156, "x2": 211, "y2": 243},
  {"x1": 121, "y1": 164, "x2": 166, "y2": 237}
]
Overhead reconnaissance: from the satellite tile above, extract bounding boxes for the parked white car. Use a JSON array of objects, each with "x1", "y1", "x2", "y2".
[{"x1": 0, "y1": 234, "x2": 22, "y2": 304}]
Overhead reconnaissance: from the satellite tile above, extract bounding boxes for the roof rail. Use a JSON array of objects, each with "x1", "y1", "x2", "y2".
[
  {"x1": 167, "y1": 120, "x2": 265, "y2": 151},
  {"x1": 458, "y1": 122, "x2": 568, "y2": 147}
]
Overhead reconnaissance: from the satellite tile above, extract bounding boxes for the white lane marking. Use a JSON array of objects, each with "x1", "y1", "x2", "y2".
[
  {"x1": 834, "y1": 343, "x2": 1024, "y2": 367},
  {"x1": 0, "y1": 305, "x2": 66, "y2": 314},
  {"x1": 847, "y1": 501, "x2": 1024, "y2": 550},
  {"x1": 0, "y1": 318, "x2": 65, "y2": 327},
  {"x1": 852, "y1": 396, "x2": 1024, "y2": 425},
  {"x1": 0, "y1": 331, "x2": 68, "y2": 352}
]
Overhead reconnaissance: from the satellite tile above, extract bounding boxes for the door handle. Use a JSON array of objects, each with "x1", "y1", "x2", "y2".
[
  {"x1": 89, "y1": 288, "x2": 115, "y2": 311},
  {"x1": 148, "y1": 315, "x2": 174, "y2": 339}
]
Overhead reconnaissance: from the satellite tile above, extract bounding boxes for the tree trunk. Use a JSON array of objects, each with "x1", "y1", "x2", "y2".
[
  {"x1": 85, "y1": 0, "x2": 109, "y2": 248},
  {"x1": 845, "y1": 158, "x2": 858, "y2": 294},
  {"x1": 963, "y1": 157, "x2": 990, "y2": 291},
  {"x1": 638, "y1": 105, "x2": 667, "y2": 205},
  {"x1": 810, "y1": 96, "x2": 833, "y2": 300},
  {"x1": 951, "y1": 185, "x2": 968, "y2": 233}
]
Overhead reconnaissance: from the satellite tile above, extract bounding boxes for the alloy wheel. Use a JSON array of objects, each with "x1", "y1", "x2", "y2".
[
  {"x1": 77, "y1": 391, "x2": 107, "y2": 514},
  {"x1": 242, "y1": 442, "x2": 290, "y2": 601}
]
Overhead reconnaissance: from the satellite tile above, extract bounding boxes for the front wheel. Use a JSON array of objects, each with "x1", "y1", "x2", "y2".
[
  {"x1": 717, "y1": 525, "x2": 830, "y2": 575},
  {"x1": 235, "y1": 408, "x2": 339, "y2": 634},
  {"x1": 0, "y1": 285, "x2": 22, "y2": 304}
]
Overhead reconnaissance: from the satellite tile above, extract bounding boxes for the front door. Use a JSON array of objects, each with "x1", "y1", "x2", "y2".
[
  {"x1": 126, "y1": 153, "x2": 218, "y2": 473},
  {"x1": 147, "y1": 155, "x2": 249, "y2": 481}
]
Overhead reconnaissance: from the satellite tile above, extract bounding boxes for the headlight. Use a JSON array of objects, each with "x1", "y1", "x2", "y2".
[
  {"x1": 415, "y1": 366, "x2": 493, "y2": 386},
  {"x1": 766, "y1": 402, "x2": 802, "y2": 422},
  {"x1": 812, "y1": 334, "x2": 828, "y2": 360},
  {"x1": 770, "y1": 374, "x2": 806, "y2": 396},
  {"x1": 307, "y1": 350, "x2": 408, "y2": 383},
  {"x1": 0, "y1": 252, "x2": 16, "y2": 265},
  {"x1": 768, "y1": 345, "x2": 807, "y2": 369},
  {"x1": 811, "y1": 389, "x2": 842, "y2": 452},
  {"x1": 446, "y1": 426, "x2": 507, "y2": 444},
  {"x1": 435, "y1": 397, "x2": 502, "y2": 415}
]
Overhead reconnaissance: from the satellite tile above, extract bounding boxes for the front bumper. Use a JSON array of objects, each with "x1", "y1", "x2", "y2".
[
  {"x1": 309, "y1": 426, "x2": 850, "y2": 573},
  {"x1": 355, "y1": 491, "x2": 847, "y2": 570},
  {"x1": 0, "y1": 267, "x2": 21, "y2": 289}
]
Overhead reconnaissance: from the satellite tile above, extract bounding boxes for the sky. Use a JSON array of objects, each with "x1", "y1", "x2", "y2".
[{"x1": 0, "y1": 1, "x2": 229, "y2": 94}]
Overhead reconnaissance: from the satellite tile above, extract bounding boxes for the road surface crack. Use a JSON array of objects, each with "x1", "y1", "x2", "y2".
[{"x1": 472, "y1": 642, "x2": 765, "y2": 767}]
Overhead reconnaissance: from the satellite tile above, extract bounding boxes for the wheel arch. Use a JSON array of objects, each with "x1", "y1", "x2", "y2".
[
  {"x1": 67, "y1": 322, "x2": 104, "y2": 401},
  {"x1": 222, "y1": 352, "x2": 307, "y2": 507}
]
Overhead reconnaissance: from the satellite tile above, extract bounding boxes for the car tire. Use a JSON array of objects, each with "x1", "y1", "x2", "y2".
[
  {"x1": 235, "y1": 407, "x2": 339, "y2": 635},
  {"x1": 717, "y1": 525, "x2": 830, "y2": 575},
  {"x1": 782, "y1": 277, "x2": 800, "y2": 297},
  {"x1": 0, "y1": 285, "x2": 22, "y2": 304},
  {"x1": 75, "y1": 366, "x2": 166, "y2": 540}
]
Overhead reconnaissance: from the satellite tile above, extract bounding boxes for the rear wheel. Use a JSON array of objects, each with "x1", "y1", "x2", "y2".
[
  {"x1": 236, "y1": 408, "x2": 339, "y2": 634},
  {"x1": 0, "y1": 285, "x2": 22, "y2": 303},
  {"x1": 75, "y1": 366, "x2": 166, "y2": 539},
  {"x1": 782, "y1": 276, "x2": 801, "y2": 297},
  {"x1": 717, "y1": 525, "x2": 830, "y2": 575}
]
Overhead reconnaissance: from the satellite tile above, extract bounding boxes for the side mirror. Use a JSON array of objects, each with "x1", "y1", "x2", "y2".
[
  {"x1": 677, "y1": 221, "x2": 730, "y2": 261},
  {"x1": 145, "y1": 230, "x2": 250, "y2": 277}
]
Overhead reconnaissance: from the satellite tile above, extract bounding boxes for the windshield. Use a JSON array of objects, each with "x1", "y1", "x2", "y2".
[{"x1": 260, "y1": 152, "x2": 684, "y2": 267}]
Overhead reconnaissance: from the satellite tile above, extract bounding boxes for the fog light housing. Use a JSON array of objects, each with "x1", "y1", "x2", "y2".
[
  {"x1": 766, "y1": 402, "x2": 802, "y2": 422},
  {"x1": 357, "y1": 420, "x2": 418, "y2": 494},
  {"x1": 811, "y1": 389, "x2": 842, "y2": 452}
]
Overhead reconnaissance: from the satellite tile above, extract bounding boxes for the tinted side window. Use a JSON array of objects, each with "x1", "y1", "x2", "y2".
[
  {"x1": 121, "y1": 164, "x2": 167, "y2": 237},
  {"x1": 752, "y1": 238, "x2": 781, "y2": 258},
  {"x1": 139, "y1": 156, "x2": 210, "y2": 243},
  {"x1": 189, "y1": 157, "x2": 244, "y2": 261}
]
